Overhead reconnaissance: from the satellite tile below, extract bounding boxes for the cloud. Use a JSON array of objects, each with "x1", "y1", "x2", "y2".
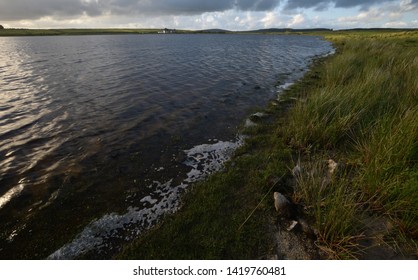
[
  {"x1": 387, "y1": 0, "x2": 418, "y2": 19},
  {"x1": 338, "y1": 7, "x2": 383, "y2": 24},
  {"x1": 287, "y1": 13, "x2": 305, "y2": 27},
  {"x1": 284, "y1": 0, "x2": 398, "y2": 10},
  {"x1": 384, "y1": 21, "x2": 408, "y2": 27},
  {"x1": 0, "y1": 0, "x2": 282, "y2": 21},
  {"x1": 1, "y1": 0, "x2": 417, "y2": 29},
  {"x1": 261, "y1": 12, "x2": 283, "y2": 27},
  {"x1": 0, "y1": 0, "x2": 100, "y2": 21},
  {"x1": 334, "y1": 0, "x2": 418, "y2": 28},
  {"x1": 399, "y1": 0, "x2": 418, "y2": 11}
]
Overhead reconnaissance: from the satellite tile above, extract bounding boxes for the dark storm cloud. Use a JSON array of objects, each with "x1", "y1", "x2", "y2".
[
  {"x1": 284, "y1": 0, "x2": 398, "y2": 10},
  {"x1": 0, "y1": 0, "x2": 282, "y2": 21},
  {"x1": 0, "y1": 0, "x2": 102, "y2": 21},
  {"x1": 0, "y1": 0, "x2": 99, "y2": 21},
  {"x1": 1, "y1": 0, "x2": 415, "y2": 22},
  {"x1": 236, "y1": 0, "x2": 282, "y2": 10},
  {"x1": 143, "y1": 0, "x2": 282, "y2": 13}
]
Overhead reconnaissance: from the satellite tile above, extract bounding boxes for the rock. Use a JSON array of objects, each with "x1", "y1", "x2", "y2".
[
  {"x1": 327, "y1": 159, "x2": 338, "y2": 176},
  {"x1": 249, "y1": 112, "x2": 267, "y2": 122},
  {"x1": 271, "y1": 100, "x2": 279, "y2": 106},
  {"x1": 251, "y1": 112, "x2": 266, "y2": 118},
  {"x1": 274, "y1": 192, "x2": 289, "y2": 213},
  {"x1": 286, "y1": 220, "x2": 299, "y2": 231}
]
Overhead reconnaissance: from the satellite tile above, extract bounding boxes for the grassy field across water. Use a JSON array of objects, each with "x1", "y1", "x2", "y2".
[{"x1": 0, "y1": 28, "x2": 194, "y2": 36}]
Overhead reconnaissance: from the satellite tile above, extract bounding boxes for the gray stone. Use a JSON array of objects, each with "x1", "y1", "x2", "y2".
[{"x1": 274, "y1": 192, "x2": 289, "y2": 213}]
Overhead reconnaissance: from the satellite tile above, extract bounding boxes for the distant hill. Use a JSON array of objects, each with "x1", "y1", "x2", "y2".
[
  {"x1": 192, "y1": 28, "x2": 334, "y2": 34},
  {"x1": 193, "y1": 27, "x2": 418, "y2": 34},
  {"x1": 339, "y1": 28, "x2": 418, "y2": 32},
  {"x1": 195, "y1": 29, "x2": 231, "y2": 33},
  {"x1": 247, "y1": 28, "x2": 333, "y2": 33}
]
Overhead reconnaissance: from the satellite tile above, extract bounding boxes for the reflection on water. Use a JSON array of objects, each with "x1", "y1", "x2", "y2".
[
  {"x1": 0, "y1": 180, "x2": 24, "y2": 210},
  {"x1": 0, "y1": 34, "x2": 333, "y2": 259}
]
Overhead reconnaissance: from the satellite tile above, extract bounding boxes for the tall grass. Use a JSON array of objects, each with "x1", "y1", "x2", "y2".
[
  {"x1": 286, "y1": 32, "x2": 418, "y2": 256},
  {"x1": 292, "y1": 159, "x2": 362, "y2": 258}
]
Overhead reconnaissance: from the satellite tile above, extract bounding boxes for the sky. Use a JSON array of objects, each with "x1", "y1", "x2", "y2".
[{"x1": 0, "y1": 0, "x2": 417, "y2": 30}]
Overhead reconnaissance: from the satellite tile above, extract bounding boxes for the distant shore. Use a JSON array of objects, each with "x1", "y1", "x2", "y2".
[
  {"x1": 117, "y1": 29, "x2": 418, "y2": 260},
  {"x1": 1, "y1": 27, "x2": 416, "y2": 37},
  {"x1": 0, "y1": 28, "x2": 173, "y2": 36}
]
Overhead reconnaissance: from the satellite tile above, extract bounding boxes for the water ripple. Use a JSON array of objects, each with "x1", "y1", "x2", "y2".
[{"x1": 0, "y1": 34, "x2": 333, "y2": 258}]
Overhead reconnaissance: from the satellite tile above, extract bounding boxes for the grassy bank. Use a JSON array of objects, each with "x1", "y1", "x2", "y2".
[
  {"x1": 117, "y1": 30, "x2": 417, "y2": 259},
  {"x1": 287, "y1": 31, "x2": 418, "y2": 258}
]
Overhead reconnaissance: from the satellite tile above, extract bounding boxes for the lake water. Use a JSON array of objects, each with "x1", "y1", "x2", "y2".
[{"x1": 0, "y1": 34, "x2": 333, "y2": 259}]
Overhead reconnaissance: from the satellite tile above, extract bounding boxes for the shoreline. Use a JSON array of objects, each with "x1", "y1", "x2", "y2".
[
  {"x1": 117, "y1": 30, "x2": 417, "y2": 260},
  {"x1": 116, "y1": 56, "x2": 330, "y2": 260},
  {"x1": 1, "y1": 28, "x2": 416, "y2": 37},
  {"x1": 0, "y1": 33, "x2": 332, "y2": 259}
]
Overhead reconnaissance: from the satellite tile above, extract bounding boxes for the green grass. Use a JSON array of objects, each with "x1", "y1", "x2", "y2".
[
  {"x1": 286, "y1": 31, "x2": 418, "y2": 257},
  {"x1": 117, "y1": 30, "x2": 418, "y2": 260}
]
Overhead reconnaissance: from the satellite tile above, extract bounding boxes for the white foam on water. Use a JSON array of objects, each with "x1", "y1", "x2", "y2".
[
  {"x1": 183, "y1": 137, "x2": 244, "y2": 183},
  {"x1": 48, "y1": 179, "x2": 186, "y2": 259},
  {"x1": 48, "y1": 136, "x2": 243, "y2": 259},
  {"x1": 140, "y1": 196, "x2": 158, "y2": 205},
  {"x1": 277, "y1": 82, "x2": 294, "y2": 92},
  {"x1": 323, "y1": 48, "x2": 336, "y2": 57}
]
